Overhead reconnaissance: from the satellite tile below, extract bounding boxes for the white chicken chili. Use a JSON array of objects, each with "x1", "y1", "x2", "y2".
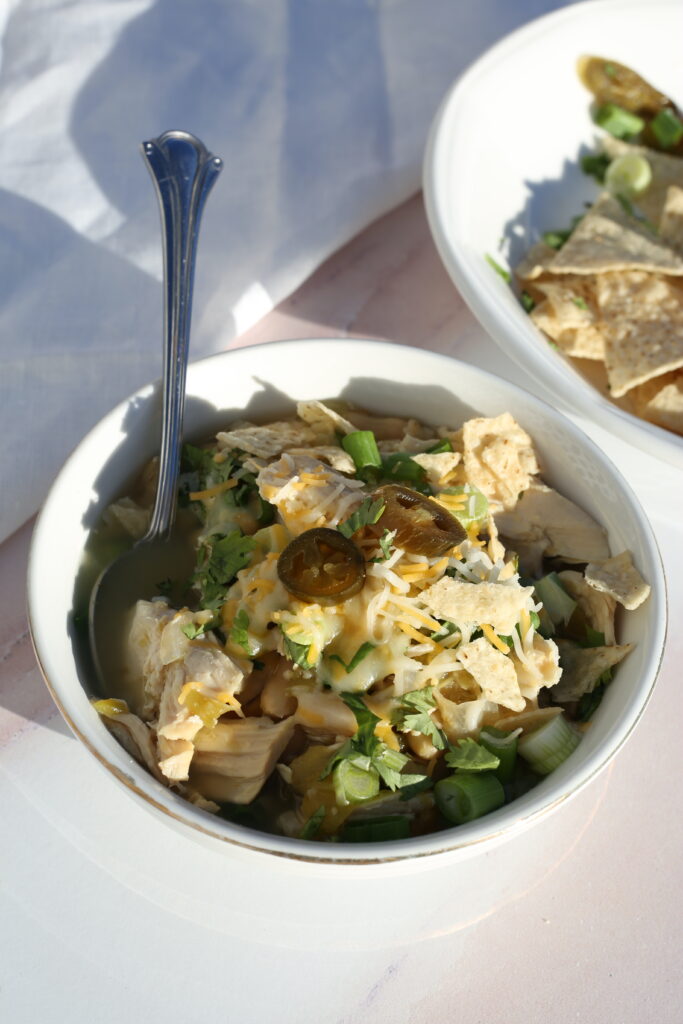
[{"x1": 91, "y1": 400, "x2": 650, "y2": 843}]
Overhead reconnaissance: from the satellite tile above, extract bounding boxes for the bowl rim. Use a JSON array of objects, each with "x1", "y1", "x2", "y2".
[
  {"x1": 422, "y1": 0, "x2": 683, "y2": 469},
  {"x1": 27, "y1": 337, "x2": 668, "y2": 865}
]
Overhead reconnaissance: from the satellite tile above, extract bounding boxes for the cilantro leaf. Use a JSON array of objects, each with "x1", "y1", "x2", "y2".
[
  {"x1": 190, "y1": 531, "x2": 257, "y2": 610},
  {"x1": 322, "y1": 693, "x2": 423, "y2": 793},
  {"x1": 582, "y1": 626, "x2": 606, "y2": 648},
  {"x1": 337, "y1": 497, "x2": 385, "y2": 538},
  {"x1": 181, "y1": 621, "x2": 212, "y2": 640},
  {"x1": 340, "y1": 693, "x2": 380, "y2": 754},
  {"x1": 370, "y1": 528, "x2": 397, "y2": 563},
  {"x1": 445, "y1": 737, "x2": 500, "y2": 772},
  {"x1": 229, "y1": 608, "x2": 254, "y2": 655},
  {"x1": 328, "y1": 642, "x2": 375, "y2": 674},
  {"x1": 282, "y1": 633, "x2": 313, "y2": 669},
  {"x1": 392, "y1": 686, "x2": 445, "y2": 750}
]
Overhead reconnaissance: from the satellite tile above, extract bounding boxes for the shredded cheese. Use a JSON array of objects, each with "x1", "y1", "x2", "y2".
[
  {"x1": 188, "y1": 478, "x2": 238, "y2": 501},
  {"x1": 481, "y1": 623, "x2": 511, "y2": 654}
]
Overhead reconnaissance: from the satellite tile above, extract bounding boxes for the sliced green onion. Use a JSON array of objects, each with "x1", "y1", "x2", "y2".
[
  {"x1": 434, "y1": 772, "x2": 505, "y2": 825},
  {"x1": 426, "y1": 438, "x2": 453, "y2": 454},
  {"x1": 605, "y1": 153, "x2": 652, "y2": 198},
  {"x1": 341, "y1": 815, "x2": 412, "y2": 842},
  {"x1": 593, "y1": 103, "x2": 645, "y2": 139},
  {"x1": 534, "y1": 573, "x2": 577, "y2": 627},
  {"x1": 651, "y1": 108, "x2": 683, "y2": 149},
  {"x1": 333, "y1": 759, "x2": 380, "y2": 806},
  {"x1": 478, "y1": 726, "x2": 521, "y2": 784},
  {"x1": 342, "y1": 430, "x2": 382, "y2": 471},
  {"x1": 517, "y1": 714, "x2": 581, "y2": 775}
]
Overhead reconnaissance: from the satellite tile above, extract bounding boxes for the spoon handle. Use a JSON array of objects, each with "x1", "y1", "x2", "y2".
[{"x1": 141, "y1": 130, "x2": 222, "y2": 540}]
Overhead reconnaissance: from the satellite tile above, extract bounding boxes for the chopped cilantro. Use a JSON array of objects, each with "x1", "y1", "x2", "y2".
[
  {"x1": 181, "y1": 621, "x2": 212, "y2": 640},
  {"x1": 521, "y1": 291, "x2": 535, "y2": 313},
  {"x1": 156, "y1": 577, "x2": 173, "y2": 596},
  {"x1": 393, "y1": 686, "x2": 445, "y2": 749},
  {"x1": 322, "y1": 694, "x2": 424, "y2": 793},
  {"x1": 572, "y1": 296, "x2": 588, "y2": 310},
  {"x1": 328, "y1": 642, "x2": 375, "y2": 674},
  {"x1": 445, "y1": 737, "x2": 500, "y2": 772},
  {"x1": 282, "y1": 633, "x2": 313, "y2": 668},
  {"x1": 604, "y1": 63, "x2": 617, "y2": 78},
  {"x1": 485, "y1": 253, "x2": 511, "y2": 282},
  {"x1": 542, "y1": 228, "x2": 572, "y2": 250},
  {"x1": 576, "y1": 679, "x2": 608, "y2": 722},
  {"x1": 191, "y1": 531, "x2": 257, "y2": 610},
  {"x1": 338, "y1": 496, "x2": 385, "y2": 538},
  {"x1": 380, "y1": 452, "x2": 429, "y2": 491},
  {"x1": 370, "y1": 528, "x2": 397, "y2": 563},
  {"x1": 430, "y1": 620, "x2": 458, "y2": 642},
  {"x1": 582, "y1": 626, "x2": 606, "y2": 648},
  {"x1": 229, "y1": 608, "x2": 254, "y2": 655},
  {"x1": 299, "y1": 805, "x2": 326, "y2": 840},
  {"x1": 580, "y1": 152, "x2": 611, "y2": 183}
]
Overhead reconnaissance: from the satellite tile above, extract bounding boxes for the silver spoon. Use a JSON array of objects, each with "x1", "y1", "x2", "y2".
[{"x1": 89, "y1": 130, "x2": 222, "y2": 693}]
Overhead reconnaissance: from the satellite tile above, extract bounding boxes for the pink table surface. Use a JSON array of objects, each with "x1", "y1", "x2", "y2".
[{"x1": 2, "y1": 194, "x2": 682, "y2": 1024}]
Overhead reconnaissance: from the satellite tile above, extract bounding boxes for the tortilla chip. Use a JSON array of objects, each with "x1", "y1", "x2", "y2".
[
  {"x1": 530, "y1": 275, "x2": 605, "y2": 359},
  {"x1": 285, "y1": 446, "x2": 356, "y2": 474},
  {"x1": 548, "y1": 192, "x2": 683, "y2": 276},
  {"x1": 411, "y1": 451, "x2": 461, "y2": 489},
  {"x1": 515, "y1": 241, "x2": 558, "y2": 281},
  {"x1": 595, "y1": 271, "x2": 683, "y2": 396},
  {"x1": 551, "y1": 640, "x2": 633, "y2": 702},
  {"x1": 557, "y1": 570, "x2": 616, "y2": 645},
  {"x1": 420, "y1": 576, "x2": 535, "y2": 636},
  {"x1": 217, "y1": 421, "x2": 318, "y2": 458},
  {"x1": 659, "y1": 186, "x2": 683, "y2": 254},
  {"x1": 462, "y1": 413, "x2": 539, "y2": 510},
  {"x1": 296, "y1": 400, "x2": 355, "y2": 438},
  {"x1": 602, "y1": 138, "x2": 683, "y2": 227},
  {"x1": 585, "y1": 551, "x2": 651, "y2": 610},
  {"x1": 628, "y1": 368, "x2": 683, "y2": 435},
  {"x1": 496, "y1": 481, "x2": 609, "y2": 563},
  {"x1": 455, "y1": 638, "x2": 525, "y2": 712}
]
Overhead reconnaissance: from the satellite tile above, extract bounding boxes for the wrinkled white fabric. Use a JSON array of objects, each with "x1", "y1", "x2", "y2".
[{"x1": 0, "y1": 0, "x2": 569, "y2": 542}]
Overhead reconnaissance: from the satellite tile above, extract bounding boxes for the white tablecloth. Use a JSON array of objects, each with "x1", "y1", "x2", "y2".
[{"x1": 0, "y1": 0, "x2": 571, "y2": 543}]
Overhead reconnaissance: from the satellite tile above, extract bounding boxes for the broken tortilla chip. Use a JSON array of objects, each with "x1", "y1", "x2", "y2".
[
  {"x1": 628, "y1": 368, "x2": 683, "y2": 435},
  {"x1": 547, "y1": 192, "x2": 683, "y2": 276},
  {"x1": 217, "y1": 421, "x2": 319, "y2": 458},
  {"x1": 462, "y1": 413, "x2": 539, "y2": 510},
  {"x1": 659, "y1": 185, "x2": 683, "y2": 254},
  {"x1": 551, "y1": 640, "x2": 634, "y2": 702},
  {"x1": 595, "y1": 271, "x2": 683, "y2": 396},
  {"x1": 530, "y1": 274, "x2": 606, "y2": 359},
  {"x1": 585, "y1": 551, "x2": 651, "y2": 611},
  {"x1": 455, "y1": 637, "x2": 525, "y2": 712},
  {"x1": 515, "y1": 241, "x2": 558, "y2": 281}
]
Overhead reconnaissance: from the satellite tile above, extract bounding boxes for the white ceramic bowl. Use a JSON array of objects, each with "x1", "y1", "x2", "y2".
[
  {"x1": 28, "y1": 339, "x2": 666, "y2": 867},
  {"x1": 424, "y1": 0, "x2": 683, "y2": 469}
]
